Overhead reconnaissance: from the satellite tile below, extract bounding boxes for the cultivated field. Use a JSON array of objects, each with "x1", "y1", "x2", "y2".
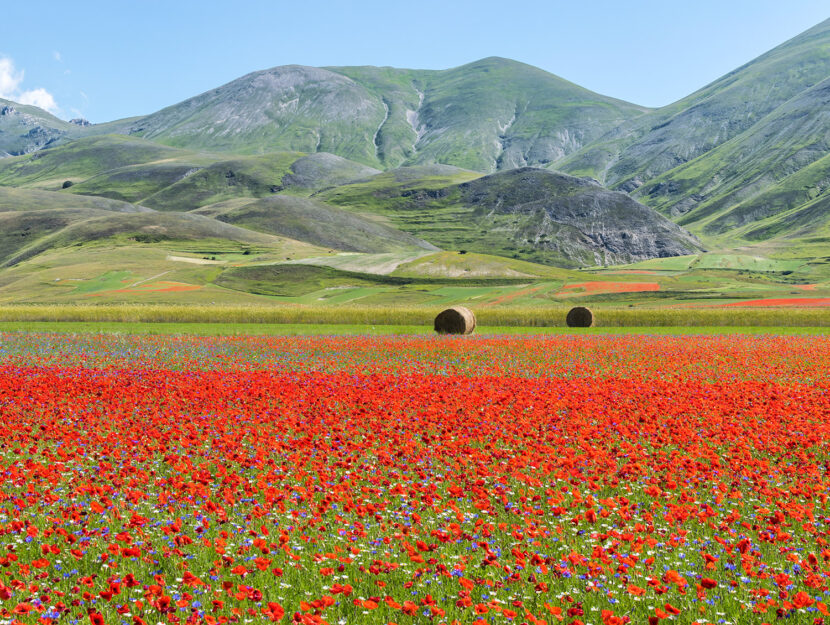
[
  {"x1": 0, "y1": 303, "x2": 828, "y2": 328},
  {"x1": 0, "y1": 331, "x2": 828, "y2": 625}
]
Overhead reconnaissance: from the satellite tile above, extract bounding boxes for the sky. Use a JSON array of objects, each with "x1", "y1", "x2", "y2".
[{"x1": 0, "y1": 0, "x2": 827, "y2": 122}]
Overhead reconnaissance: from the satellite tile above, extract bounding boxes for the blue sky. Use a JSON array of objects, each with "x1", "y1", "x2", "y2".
[{"x1": 0, "y1": 0, "x2": 827, "y2": 122}]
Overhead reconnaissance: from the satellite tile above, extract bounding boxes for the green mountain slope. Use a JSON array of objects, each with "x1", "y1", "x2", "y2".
[
  {"x1": 0, "y1": 136, "x2": 380, "y2": 209},
  {"x1": 0, "y1": 186, "x2": 152, "y2": 213},
  {"x1": 330, "y1": 58, "x2": 649, "y2": 171},
  {"x1": 124, "y1": 58, "x2": 647, "y2": 171},
  {"x1": 192, "y1": 195, "x2": 436, "y2": 253},
  {"x1": 0, "y1": 98, "x2": 142, "y2": 157},
  {"x1": 0, "y1": 183, "x2": 432, "y2": 270},
  {"x1": 3, "y1": 31, "x2": 830, "y2": 253},
  {"x1": 705, "y1": 153, "x2": 830, "y2": 243},
  {"x1": 0, "y1": 149, "x2": 701, "y2": 269},
  {"x1": 0, "y1": 205, "x2": 285, "y2": 268},
  {"x1": 0, "y1": 135, "x2": 196, "y2": 188},
  {"x1": 558, "y1": 18, "x2": 830, "y2": 189},
  {"x1": 140, "y1": 152, "x2": 379, "y2": 211},
  {"x1": 128, "y1": 65, "x2": 389, "y2": 165},
  {"x1": 0, "y1": 99, "x2": 81, "y2": 156},
  {"x1": 320, "y1": 167, "x2": 701, "y2": 267},
  {"x1": 0, "y1": 187, "x2": 154, "y2": 265},
  {"x1": 7, "y1": 29, "x2": 830, "y2": 270},
  {"x1": 635, "y1": 76, "x2": 830, "y2": 233},
  {"x1": 551, "y1": 18, "x2": 830, "y2": 250}
]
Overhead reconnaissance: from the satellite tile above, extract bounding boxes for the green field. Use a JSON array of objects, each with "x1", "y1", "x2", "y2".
[
  {"x1": 0, "y1": 237, "x2": 826, "y2": 311},
  {"x1": 0, "y1": 303, "x2": 827, "y2": 327},
  {"x1": 0, "y1": 321, "x2": 827, "y2": 335}
]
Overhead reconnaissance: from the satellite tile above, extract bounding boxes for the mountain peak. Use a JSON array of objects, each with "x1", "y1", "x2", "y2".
[{"x1": 121, "y1": 58, "x2": 646, "y2": 172}]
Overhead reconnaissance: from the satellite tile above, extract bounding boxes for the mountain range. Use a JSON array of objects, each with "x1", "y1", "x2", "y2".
[{"x1": 0, "y1": 17, "x2": 828, "y2": 301}]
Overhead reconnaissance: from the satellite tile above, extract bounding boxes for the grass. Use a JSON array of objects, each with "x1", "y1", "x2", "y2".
[
  {"x1": 0, "y1": 135, "x2": 195, "y2": 189},
  {"x1": 392, "y1": 250, "x2": 572, "y2": 278},
  {"x1": 281, "y1": 251, "x2": 432, "y2": 275},
  {"x1": 549, "y1": 23, "x2": 830, "y2": 263},
  {"x1": 0, "y1": 241, "x2": 826, "y2": 310},
  {"x1": 0, "y1": 304, "x2": 826, "y2": 327},
  {"x1": 70, "y1": 270, "x2": 132, "y2": 294},
  {"x1": 0, "y1": 321, "x2": 827, "y2": 335},
  {"x1": 198, "y1": 194, "x2": 432, "y2": 254},
  {"x1": 215, "y1": 264, "x2": 541, "y2": 298}
]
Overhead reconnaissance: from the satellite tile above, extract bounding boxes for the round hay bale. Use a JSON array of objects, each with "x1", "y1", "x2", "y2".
[
  {"x1": 434, "y1": 306, "x2": 476, "y2": 335},
  {"x1": 566, "y1": 306, "x2": 594, "y2": 328}
]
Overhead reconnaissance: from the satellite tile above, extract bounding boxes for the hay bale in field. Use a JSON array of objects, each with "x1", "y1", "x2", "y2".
[
  {"x1": 566, "y1": 306, "x2": 594, "y2": 328},
  {"x1": 434, "y1": 306, "x2": 476, "y2": 335}
]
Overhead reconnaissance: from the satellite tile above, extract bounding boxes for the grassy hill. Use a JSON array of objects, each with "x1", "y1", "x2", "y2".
[
  {"x1": 115, "y1": 58, "x2": 647, "y2": 171},
  {"x1": 0, "y1": 240, "x2": 823, "y2": 310},
  {"x1": 556, "y1": 18, "x2": 830, "y2": 250},
  {"x1": 329, "y1": 58, "x2": 649, "y2": 171},
  {"x1": 558, "y1": 19, "x2": 830, "y2": 187},
  {"x1": 0, "y1": 135, "x2": 380, "y2": 208},
  {"x1": 0, "y1": 182, "x2": 822, "y2": 307},
  {"x1": 1, "y1": 141, "x2": 696, "y2": 268},
  {"x1": 320, "y1": 167, "x2": 701, "y2": 267},
  {"x1": 0, "y1": 206, "x2": 293, "y2": 268},
  {"x1": 0, "y1": 186, "x2": 152, "y2": 213},
  {"x1": 0, "y1": 185, "x2": 436, "y2": 267},
  {"x1": 192, "y1": 195, "x2": 436, "y2": 253},
  {"x1": 0, "y1": 135, "x2": 197, "y2": 189},
  {"x1": 635, "y1": 76, "x2": 830, "y2": 235}
]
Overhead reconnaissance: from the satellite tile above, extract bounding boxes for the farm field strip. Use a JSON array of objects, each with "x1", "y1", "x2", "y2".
[
  {"x1": 0, "y1": 334, "x2": 828, "y2": 625},
  {"x1": 0, "y1": 305, "x2": 828, "y2": 328},
  {"x1": 0, "y1": 323, "x2": 828, "y2": 337}
]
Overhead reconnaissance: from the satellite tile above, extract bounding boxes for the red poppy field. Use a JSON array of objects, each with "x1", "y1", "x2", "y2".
[{"x1": 1, "y1": 333, "x2": 829, "y2": 625}]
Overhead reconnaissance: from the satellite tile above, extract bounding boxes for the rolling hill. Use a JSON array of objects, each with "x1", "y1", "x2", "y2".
[
  {"x1": 0, "y1": 184, "x2": 436, "y2": 266},
  {"x1": 0, "y1": 98, "x2": 138, "y2": 157},
  {"x1": 319, "y1": 167, "x2": 702, "y2": 267},
  {"x1": 636, "y1": 75, "x2": 830, "y2": 236},
  {"x1": 330, "y1": 59, "x2": 650, "y2": 171},
  {"x1": 0, "y1": 98, "x2": 83, "y2": 156},
  {"x1": 0, "y1": 135, "x2": 380, "y2": 208},
  {"x1": 0, "y1": 135, "x2": 699, "y2": 267},
  {"x1": 192, "y1": 195, "x2": 437, "y2": 253},
  {"x1": 0, "y1": 137, "x2": 700, "y2": 274},
  {"x1": 0, "y1": 20, "x2": 830, "y2": 304}
]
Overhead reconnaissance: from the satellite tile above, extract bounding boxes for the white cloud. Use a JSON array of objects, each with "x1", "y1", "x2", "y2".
[
  {"x1": 0, "y1": 58, "x2": 24, "y2": 96},
  {"x1": 53, "y1": 51, "x2": 62, "y2": 63},
  {"x1": 17, "y1": 88, "x2": 58, "y2": 114},
  {"x1": 0, "y1": 57, "x2": 60, "y2": 115}
]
